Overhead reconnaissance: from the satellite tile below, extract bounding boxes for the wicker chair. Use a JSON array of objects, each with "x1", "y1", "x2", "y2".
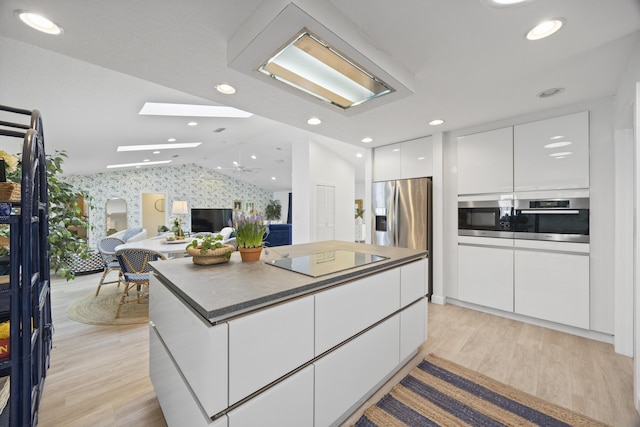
[
  {"x1": 96, "y1": 237, "x2": 125, "y2": 296},
  {"x1": 114, "y1": 249, "x2": 166, "y2": 318}
]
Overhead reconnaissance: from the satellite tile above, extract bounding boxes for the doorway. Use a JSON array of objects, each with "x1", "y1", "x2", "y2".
[{"x1": 142, "y1": 193, "x2": 165, "y2": 236}]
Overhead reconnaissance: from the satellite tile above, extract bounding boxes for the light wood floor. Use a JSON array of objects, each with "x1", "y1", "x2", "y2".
[{"x1": 37, "y1": 272, "x2": 639, "y2": 427}]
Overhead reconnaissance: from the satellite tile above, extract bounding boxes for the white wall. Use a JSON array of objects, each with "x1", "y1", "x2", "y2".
[
  {"x1": 612, "y1": 37, "x2": 640, "y2": 411},
  {"x1": 442, "y1": 97, "x2": 616, "y2": 335},
  {"x1": 291, "y1": 139, "x2": 355, "y2": 244},
  {"x1": 66, "y1": 163, "x2": 273, "y2": 246}
]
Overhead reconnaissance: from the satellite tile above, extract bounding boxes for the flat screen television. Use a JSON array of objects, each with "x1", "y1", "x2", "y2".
[{"x1": 191, "y1": 208, "x2": 232, "y2": 233}]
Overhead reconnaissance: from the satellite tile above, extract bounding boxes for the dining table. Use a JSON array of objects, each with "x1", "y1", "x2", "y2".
[{"x1": 115, "y1": 235, "x2": 194, "y2": 258}]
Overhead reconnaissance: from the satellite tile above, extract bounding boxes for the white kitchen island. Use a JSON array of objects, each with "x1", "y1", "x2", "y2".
[{"x1": 149, "y1": 240, "x2": 428, "y2": 427}]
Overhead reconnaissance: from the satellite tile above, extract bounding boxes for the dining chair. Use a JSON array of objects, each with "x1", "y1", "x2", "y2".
[
  {"x1": 96, "y1": 237, "x2": 125, "y2": 296},
  {"x1": 114, "y1": 248, "x2": 166, "y2": 318}
]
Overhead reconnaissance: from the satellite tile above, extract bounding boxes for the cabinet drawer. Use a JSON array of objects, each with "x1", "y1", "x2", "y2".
[
  {"x1": 400, "y1": 259, "x2": 427, "y2": 307},
  {"x1": 228, "y1": 295, "x2": 314, "y2": 405},
  {"x1": 315, "y1": 268, "x2": 400, "y2": 355},
  {"x1": 514, "y1": 249, "x2": 589, "y2": 329},
  {"x1": 400, "y1": 299, "x2": 427, "y2": 361},
  {"x1": 149, "y1": 326, "x2": 227, "y2": 427},
  {"x1": 315, "y1": 314, "x2": 400, "y2": 427},
  {"x1": 150, "y1": 276, "x2": 228, "y2": 416},
  {"x1": 227, "y1": 365, "x2": 314, "y2": 427}
]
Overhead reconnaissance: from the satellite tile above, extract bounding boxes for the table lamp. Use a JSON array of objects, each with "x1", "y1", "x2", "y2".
[{"x1": 171, "y1": 200, "x2": 188, "y2": 239}]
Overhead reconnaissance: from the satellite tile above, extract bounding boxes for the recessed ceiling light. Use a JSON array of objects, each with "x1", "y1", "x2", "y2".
[
  {"x1": 217, "y1": 166, "x2": 222, "y2": 169},
  {"x1": 550, "y1": 135, "x2": 564, "y2": 140},
  {"x1": 139, "y1": 102, "x2": 252, "y2": 118},
  {"x1": 429, "y1": 119, "x2": 445, "y2": 126},
  {"x1": 537, "y1": 87, "x2": 564, "y2": 98},
  {"x1": 167, "y1": 138, "x2": 177, "y2": 142},
  {"x1": 361, "y1": 137, "x2": 373, "y2": 143},
  {"x1": 14, "y1": 10, "x2": 63, "y2": 35},
  {"x1": 215, "y1": 84, "x2": 236, "y2": 95},
  {"x1": 188, "y1": 121, "x2": 198, "y2": 126},
  {"x1": 271, "y1": 177, "x2": 277, "y2": 180},
  {"x1": 356, "y1": 153, "x2": 363, "y2": 158},
  {"x1": 544, "y1": 141, "x2": 572, "y2": 149},
  {"x1": 526, "y1": 18, "x2": 565, "y2": 41},
  {"x1": 107, "y1": 160, "x2": 172, "y2": 169},
  {"x1": 117, "y1": 142, "x2": 201, "y2": 152},
  {"x1": 307, "y1": 117, "x2": 322, "y2": 125},
  {"x1": 418, "y1": 157, "x2": 425, "y2": 160},
  {"x1": 392, "y1": 148, "x2": 400, "y2": 152},
  {"x1": 153, "y1": 151, "x2": 160, "y2": 154},
  {"x1": 251, "y1": 155, "x2": 257, "y2": 160}
]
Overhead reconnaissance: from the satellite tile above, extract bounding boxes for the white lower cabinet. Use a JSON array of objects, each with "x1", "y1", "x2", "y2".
[
  {"x1": 150, "y1": 276, "x2": 228, "y2": 416},
  {"x1": 514, "y1": 241, "x2": 589, "y2": 329},
  {"x1": 400, "y1": 299, "x2": 427, "y2": 361},
  {"x1": 315, "y1": 268, "x2": 399, "y2": 355},
  {"x1": 458, "y1": 237, "x2": 514, "y2": 312},
  {"x1": 150, "y1": 326, "x2": 228, "y2": 427},
  {"x1": 228, "y1": 295, "x2": 314, "y2": 405},
  {"x1": 400, "y1": 259, "x2": 428, "y2": 306},
  {"x1": 227, "y1": 365, "x2": 314, "y2": 427},
  {"x1": 314, "y1": 315, "x2": 400, "y2": 427}
]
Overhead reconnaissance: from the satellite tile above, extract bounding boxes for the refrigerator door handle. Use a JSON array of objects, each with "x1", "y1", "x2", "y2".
[{"x1": 393, "y1": 181, "x2": 399, "y2": 246}]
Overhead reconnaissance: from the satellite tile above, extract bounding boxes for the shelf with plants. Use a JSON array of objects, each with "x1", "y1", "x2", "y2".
[{"x1": 0, "y1": 104, "x2": 52, "y2": 426}]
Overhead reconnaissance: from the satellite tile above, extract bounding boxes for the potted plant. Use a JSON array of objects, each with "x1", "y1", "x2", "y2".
[
  {"x1": 186, "y1": 234, "x2": 235, "y2": 265},
  {"x1": 265, "y1": 199, "x2": 282, "y2": 222},
  {"x1": 7, "y1": 150, "x2": 93, "y2": 280},
  {"x1": 232, "y1": 212, "x2": 268, "y2": 261}
]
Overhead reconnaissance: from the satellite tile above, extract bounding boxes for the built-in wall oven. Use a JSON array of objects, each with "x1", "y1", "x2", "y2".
[
  {"x1": 512, "y1": 197, "x2": 589, "y2": 243},
  {"x1": 458, "y1": 200, "x2": 513, "y2": 238},
  {"x1": 458, "y1": 196, "x2": 590, "y2": 243}
]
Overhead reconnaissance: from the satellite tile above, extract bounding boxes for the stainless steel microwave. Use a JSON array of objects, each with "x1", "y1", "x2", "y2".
[
  {"x1": 458, "y1": 200, "x2": 513, "y2": 238},
  {"x1": 512, "y1": 197, "x2": 589, "y2": 243}
]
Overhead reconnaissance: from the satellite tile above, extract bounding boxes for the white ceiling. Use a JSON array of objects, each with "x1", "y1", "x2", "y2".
[{"x1": 0, "y1": 0, "x2": 639, "y2": 192}]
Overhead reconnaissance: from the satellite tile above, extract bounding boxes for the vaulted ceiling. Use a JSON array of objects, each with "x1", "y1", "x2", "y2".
[{"x1": 1, "y1": 0, "x2": 638, "y2": 191}]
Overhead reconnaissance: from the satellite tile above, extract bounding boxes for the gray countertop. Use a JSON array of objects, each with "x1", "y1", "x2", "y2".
[{"x1": 150, "y1": 240, "x2": 427, "y2": 324}]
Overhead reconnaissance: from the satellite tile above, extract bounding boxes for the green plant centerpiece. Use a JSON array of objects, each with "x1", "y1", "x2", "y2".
[
  {"x1": 186, "y1": 233, "x2": 235, "y2": 265},
  {"x1": 232, "y1": 212, "x2": 268, "y2": 261}
]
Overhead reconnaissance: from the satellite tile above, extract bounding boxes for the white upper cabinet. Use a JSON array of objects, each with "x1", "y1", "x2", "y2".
[
  {"x1": 401, "y1": 136, "x2": 433, "y2": 179},
  {"x1": 373, "y1": 136, "x2": 433, "y2": 181},
  {"x1": 514, "y1": 111, "x2": 589, "y2": 192},
  {"x1": 457, "y1": 127, "x2": 513, "y2": 195}
]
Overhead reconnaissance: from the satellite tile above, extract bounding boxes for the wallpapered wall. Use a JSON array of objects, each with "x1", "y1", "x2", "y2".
[{"x1": 65, "y1": 163, "x2": 273, "y2": 246}]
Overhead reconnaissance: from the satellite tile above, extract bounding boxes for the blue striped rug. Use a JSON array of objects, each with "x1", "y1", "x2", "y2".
[{"x1": 355, "y1": 354, "x2": 609, "y2": 427}]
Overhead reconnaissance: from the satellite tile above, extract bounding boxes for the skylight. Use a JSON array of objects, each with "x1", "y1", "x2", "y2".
[
  {"x1": 138, "y1": 103, "x2": 253, "y2": 118},
  {"x1": 117, "y1": 142, "x2": 201, "y2": 152}
]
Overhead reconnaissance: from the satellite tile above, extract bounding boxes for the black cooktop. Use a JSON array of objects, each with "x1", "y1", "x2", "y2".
[{"x1": 266, "y1": 250, "x2": 388, "y2": 278}]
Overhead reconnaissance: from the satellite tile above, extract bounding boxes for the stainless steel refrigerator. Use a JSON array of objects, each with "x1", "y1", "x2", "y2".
[{"x1": 372, "y1": 177, "x2": 432, "y2": 296}]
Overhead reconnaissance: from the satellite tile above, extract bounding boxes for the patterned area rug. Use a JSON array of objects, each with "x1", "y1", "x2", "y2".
[
  {"x1": 356, "y1": 354, "x2": 610, "y2": 427},
  {"x1": 66, "y1": 283, "x2": 148, "y2": 326}
]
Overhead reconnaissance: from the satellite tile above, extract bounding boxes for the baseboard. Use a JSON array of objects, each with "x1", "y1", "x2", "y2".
[
  {"x1": 446, "y1": 298, "x2": 614, "y2": 344},
  {"x1": 430, "y1": 294, "x2": 445, "y2": 305}
]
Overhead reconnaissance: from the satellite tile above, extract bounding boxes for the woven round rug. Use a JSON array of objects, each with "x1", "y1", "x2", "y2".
[{"x1": 66, "y1": 284, "x2": 149, "y2": 326}]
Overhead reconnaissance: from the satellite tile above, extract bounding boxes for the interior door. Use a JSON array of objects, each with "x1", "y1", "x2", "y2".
[{"x1": 315, "y1": 185, "x2": 335, "y2": 241}]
